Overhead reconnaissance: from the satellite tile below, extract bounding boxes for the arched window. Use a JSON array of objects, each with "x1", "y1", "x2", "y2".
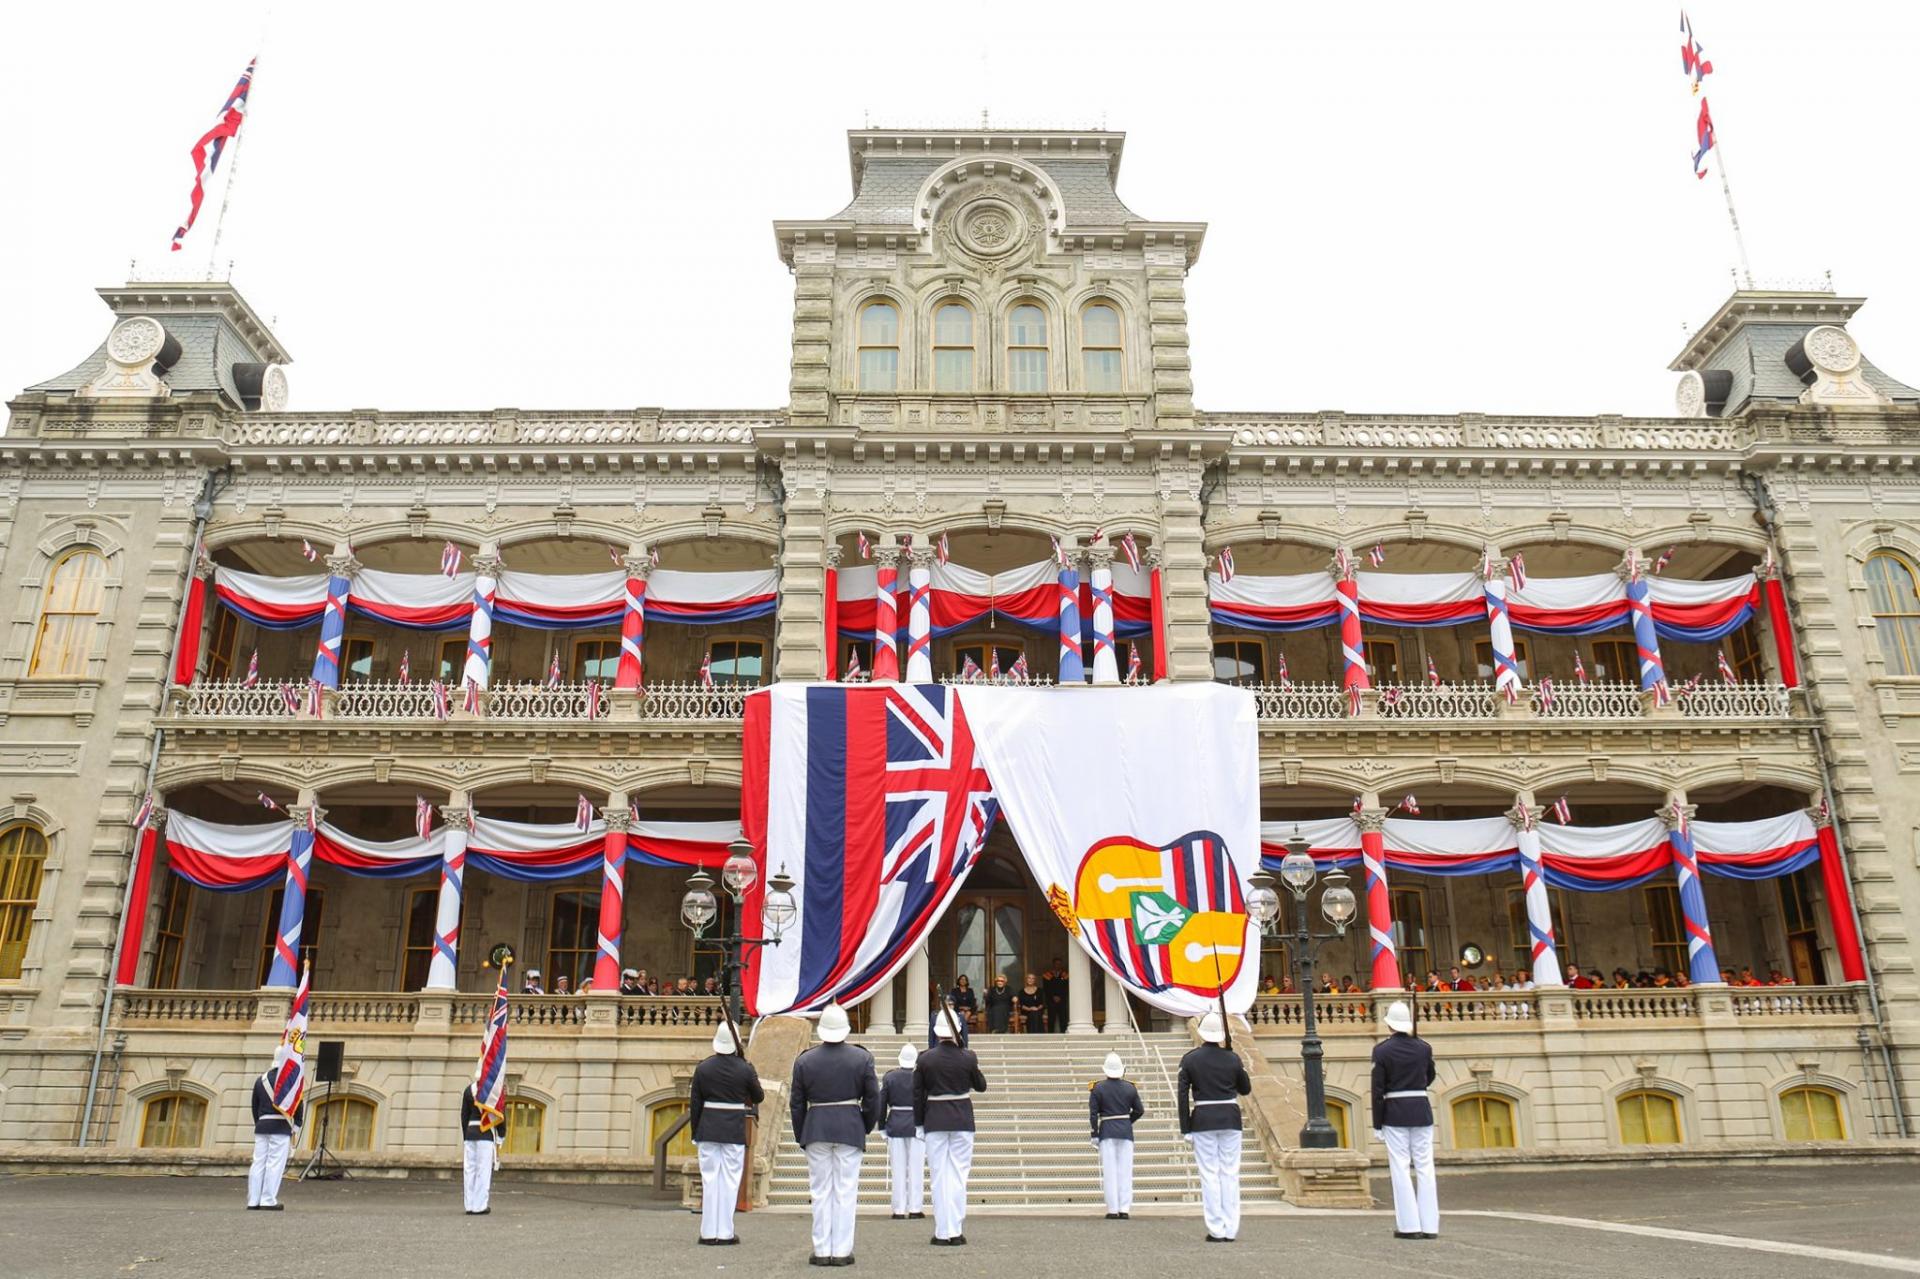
[
  {"x1": 857, "y1": 301, "x2": 900, "y2": 391},
  {"x1": 1081, "y1": 303, "x2": 1124, "y2": 392},
  {"x1": 139, "y1": 1092, "x2": 207, "y2": 1148},
  {"x1": 503, "y1": 1096, "x2": 546, "y2": 1155},
  {"x1": 1617, "y1": 1089, "x2": 1682, "y2": 1145},
  {"x1": 307, "y1": 1096, "x2": 376, "y2": 1151},
  {"x1": 932, "y1": 303, "x2": 975, "y2": 392},
  {"x1": 649, "y1": 1099, "x2": 696, "y2": 1159},
  {"x1": 256, "y1": 887, "x2": 325, "y2": 986},
  {"x1": 1865, "y1": 551, "x2": 1920, "y2": 675},
  {"x1": 1780, "y1": 1085, "x2": 1846, "y2": 1141},
  {"x1": 1007, "y1": 304, "x2": 1049, "y2": 393},
  {"x1": 1322, "y1": 1096, "x2": 1352, "y2": 1148},
  {"x1": 29, "y1": 547, "x2": 105, "y2": 676},
  {"x1": 1451, "y1": 1094, "x2": 1517, "y2": 1149},
  {"x1": 0, "y1": 823, "x2": 49, "y2": 980}
]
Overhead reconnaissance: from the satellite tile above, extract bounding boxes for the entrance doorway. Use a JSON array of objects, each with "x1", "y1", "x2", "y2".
[{"x1": 929, "y1": 847, "x2": 1044, "y2": 1021}]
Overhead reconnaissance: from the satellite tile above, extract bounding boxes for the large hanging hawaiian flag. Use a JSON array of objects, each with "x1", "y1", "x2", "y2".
[{"x1": 171, "y1": 57, "x2": 256, "y2": 252}]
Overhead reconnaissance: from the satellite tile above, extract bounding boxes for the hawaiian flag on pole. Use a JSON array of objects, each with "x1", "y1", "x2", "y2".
[
  {"x1": 700, "y1": 649, "x2": 715, "y2": 688},
  {"x1": 1367, "y1": 543, "x2": 1387, "y2": 568},
  {"x1": 1508, "y1": 552, "x2": 1528, "y2": 592},
  {"x1": 304, "y1": 801, "x2": 319, "y2": 836},
  {"x1": 398, "y1": 649, "x2": 411, "y2": 684},
  {"x1": 845, "y1": 648, "x2": 864, "y2": 681},
  {"x1": 267, "y1": 962, "x2": 309, "y2": 1121},
  {"x1": 243, "y1": 650, "x2": 261, "y2": 688},
  {"x1": 1008, "y1": 653, "x2": 1030, "y2": 683},
  {"x1": 959, "y1": 655, "x2": 983, "y2": 681},
  {"x1": 441, "y1": 542, "x2": 464, "y2": 578},
  {"x1": 471, "y1": 965, "x2": 510, "y2": 1133},
  {"x1": 743, "y1": 684, "x2": 999, "y2": 1015},
  {"x1": 585, "y1": 678, "x2": 602, "y2": 720},
  {"x1": 988, "y1": 648, "x2": 1002, "y2": 680},
  {"x1": 1400, "y1": 793, "x2": 1421, "y2": 815},
  {"x1": 305, "y1": 678, "x2": 324, "y2": 719},
  {"x1": 1217, "y1": 546, "x2": 1236, "y2": 583},
  {"x1": 546, "y1": 653, "x2": 563, "y2": 687},
  {"x1": 170, "y1": 57, "x2": 256, "y2": 252},
  {"x1": 1573, "y1": 652, "x2": 1588, "y2": 683},
  {"x1": 257, "y1": 792, "x2": 280, "y2": 813},
  {"x1": 1119, "y1": 532, "x2": 1142, "y2": 573},
  {"x1": 415, "y1": 796, "x2": 433, "y2": 842},
  {"x1": 1426, "y1": 655, "x2": 1441, "y2": 687},
  {"x1": 300, "y1": 539, "x2": 318, "y2": 563},
  {"x1": 1275, "y1": 650, "x2": 1290, "y2": 686},
  {"x1": 1654, "y1": 546, "x2": 1676, "y2": 575},
  {"x1": 462, "y1": 678, "x2": 481, "y2": 714},
  {"x1": 1537, "y1": 675, "x2": 1556, "y2": 710},
  {"x1": 1550, "y1": 794, "x2": 1573, "y2": 825},
  {"x1": 132, "y1": 792, "x2": 155, "y2": 831},
  {"x1": 1051, "y1": 536, "x2": 1069, "y2": 569},
  {"x1": 1717, "y1": 649, "x2": 1737, "y2": 683},
  {"x1": 430, "y1": 679, "x2": 450, "y2": 720},
  {"x1": 574, "y1": 793, "x2": 594, "y2": 833},
  {"x1": 937, "y1": 531, "x2": 951, "y2": 566},
  {"x1": 1126, "y1": 645, "x2": 1143, "y2": 683},
  {"x1": 1654, "y1": 678, "x2": 1673, "y2": 707},
  {"x1": 1680, "y1": 11, "x2": 1713, "y2": 93},
  {"x1": 277, "y1": 683, "x2": 299, "y2": 716},
  {"x1": 857, "y1": 531, "x2": 872, "y2": 561},
  {"x1": 1692, "y1": 98, "x2": 1716, "y2": 179}
]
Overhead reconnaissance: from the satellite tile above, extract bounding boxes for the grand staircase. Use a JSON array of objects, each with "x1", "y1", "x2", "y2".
[{"x1": 766, "y1": 1030, "x2": 1285, "y2": 1210}]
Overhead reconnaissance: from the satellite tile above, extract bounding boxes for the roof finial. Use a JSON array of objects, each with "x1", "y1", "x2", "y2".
[{"x1": 981, "y1": 106, "x2": 989, "y2": 129}]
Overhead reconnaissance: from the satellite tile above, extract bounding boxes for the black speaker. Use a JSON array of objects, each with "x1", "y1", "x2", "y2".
[{"x1": 316, "y1": 1040, "x2": 345, "y2": 1084}]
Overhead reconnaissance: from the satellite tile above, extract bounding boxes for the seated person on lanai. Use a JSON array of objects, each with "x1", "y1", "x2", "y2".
[
  {"x1": 949, "y1": 975, "x2": 978, "y2": 1025},
  {"x1": 1016, "y1": 975, "x2": 1045, "y2": 1033},
  {"x1": 985, "y1": 976, "x2": 1014, "y2": 1033}
]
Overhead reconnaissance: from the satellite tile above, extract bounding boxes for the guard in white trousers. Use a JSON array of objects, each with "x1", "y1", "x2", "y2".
[
  {"x1": 246, "y1": 1070, "x2": 301, "y2": 1210},
  {"x1": 690, "y1": 1022, "x2": 764, "y2": 1245},
  {"x1": 880, "y1": 1044, "x2": 926, "y2": 1219},
  {"x1": 460, "y1": 1082, "x2": 501, "y2": 1214},
  {"x1": 1177, "y1": 1012, "x2": 1251, "y2": 1243},
  {"x1": 789, "y1": 1004, "x2": 881, "y2": 1267},
  {"x1": 1089, "y1": 1052, "x2": 1144, "y2": 1219},
  {"x1": 914, "y1": 1008, "x2": 987, "y2": 1247},
  {"x1": 1372, "y1": 1000, "x2": 1439, "y2": 1240}
]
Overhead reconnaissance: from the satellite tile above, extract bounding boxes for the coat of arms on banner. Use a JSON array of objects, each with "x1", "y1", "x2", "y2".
[{"x1": 1072, "y1": 831, "x2": 1248, "y2": 996}]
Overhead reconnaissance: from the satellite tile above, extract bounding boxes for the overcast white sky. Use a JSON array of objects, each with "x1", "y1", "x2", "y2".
[{"x1": 3, "y1": 1, "x2": 1916, "y2": 420}]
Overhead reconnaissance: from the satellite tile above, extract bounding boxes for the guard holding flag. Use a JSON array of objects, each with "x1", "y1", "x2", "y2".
[
  {"x1": 460, "y1": 1081, "x2": 503, "y2": 1214},
  {"x1": 914, "y1": 1007, "x2": 987, "y2": 1247},
  {"x1": 882, "y1": 1044, "x2": 926, "y2": 1220},
  {"x1": 246, "y1": 1067, "x2": 302, "y2": 1210},
  {"x1": 690, "y1": 1020, "x2": 763, "y2": 1245},
  {"x1": 1178, "y1": 1011, "x2": 1251, "y2": 1243},
  {"x1": 1372, "y1": 1000, "x2": 1439, "y2": 1240},
  {"x1": 789, "y1": 1003, "x2": 881, "y2": 1267},
  {"x1": 463, "y1": 946, "x2": 514, "y2": 1216},
  {"x1": 1089, "y1": 1051, "x2": 1144, "y2": 1219}
]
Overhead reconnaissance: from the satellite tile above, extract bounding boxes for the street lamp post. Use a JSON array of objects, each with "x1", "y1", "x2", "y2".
[
  {"x1": 681, "y1": 839, "x2": 797, "y2": 1033},
  {"x1": 1247, "y1": 831, "x2": 1357, "y2": 1149}
]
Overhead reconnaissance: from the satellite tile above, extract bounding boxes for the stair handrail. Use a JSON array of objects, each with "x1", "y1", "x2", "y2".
[{"x1": 1119, "y1": 995, "x2": 1200, "y2": 1200}]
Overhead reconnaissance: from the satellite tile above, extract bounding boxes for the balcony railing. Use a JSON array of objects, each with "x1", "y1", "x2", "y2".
[
  {"x1": 1246, "y1": 679, "x2": 1796, "y2": 723},
  {"x1": 113, "y1": 989, "x2": 725, "y2": 1030},
  {"x1": 1674, "y1": 681, "x2": 1794, "y2": 719},
  {"x1": 1377, "y1": 683, "x2": 1500, "y2": 721},
  {"x1": 1246, "y1": 984, "x2": 1866, "y2": 1030},
  {"x1": 1246, "y1": 681, "x2": 1347, "y2": 720},
  {"x1": 170, "y1": 679, "x2": 751, "y2": 723}
]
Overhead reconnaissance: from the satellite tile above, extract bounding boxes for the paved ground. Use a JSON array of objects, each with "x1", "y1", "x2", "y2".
[{"x1": 1, "y1": 1164, "x2": 1916, "y2": 1278}]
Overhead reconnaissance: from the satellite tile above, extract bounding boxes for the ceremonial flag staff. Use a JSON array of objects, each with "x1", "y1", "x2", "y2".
[{"x1": 1681, "y1": 11, "x2": 1755, "y2": 288}]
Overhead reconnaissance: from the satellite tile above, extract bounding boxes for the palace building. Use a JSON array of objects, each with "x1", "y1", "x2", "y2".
[{"x1": 0, "y1": 126, "x2": 1917, "y2": 1195}]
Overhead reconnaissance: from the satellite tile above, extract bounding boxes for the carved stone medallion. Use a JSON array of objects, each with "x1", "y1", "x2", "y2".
[{"x1": 106, "y1": 316, "x2": 166, "y2": 366}]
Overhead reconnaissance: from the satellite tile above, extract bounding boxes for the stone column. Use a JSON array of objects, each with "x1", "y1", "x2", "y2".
[
  {"x1": 591, "y1": 795, "x2": 631, "y2": 993},
  {"x1": 869, "y1": 976, "x2": 898, "y2": 1035},
  {"x1": 1355, "y1": 796, "x2": 1401, "y2": 991},
  {"x1": 1623, "y1": 549, "x2": 1670, "y2": 698},
  {"x1": 905, "y1": 547, "x2": 935, "y2": 682},
  {"x1": 424, "y1": 795, "x2": 472, "y2": 991},
  {"x1": 1102, "y1": 971, "x2": 1130, "y2": 1033},
  {"x1": 1155, "y1": 487, "x2": 1214, "y2": 682},
  {"x1": 904, "y1": 947, "x2": 930, "y2": 1040},
  {"x1": 1661, "y1": 791, "x2": 1722, "y2": 985},
  {"x1": 1506, "y1": 791, "x2": 1562, "y2": 987},
  {"x1": 823, "y1": 547, "x2": 843, "y2": 680},
  {"x1": 772, "y1": 464, "x2": 830, "y2": 683},
  {"x1": 265, "y1": 790, "x2": 320, "y2": 989},
  {"x1": 461, "y1": 545, "x2": 502, "y2": 690},
  {"x1": 1333, "y1": 549, "x2": 1369, "y2": 711},
  {"x1": 1067, "y1": 943, "x2": 1097, "y2": 1034},
  {"x1": 1057, "y1": 552, "x2": 1086, "y2": 684},
  {"x1": 873, "y1": 547, "x2": 901, "y2": 682},
  {"x1": 310, "y1": 548, "x2": 358, "y2": 689},
  {"x1": 614, "y1": 550, "x2": 651, "y2": 689},
  {"x1": 1087, "y1": 546, "x2": 1120, "y2": 685},
  {"x1": 1481, "y1": 548, "x2": 1525, "y2": 709}
]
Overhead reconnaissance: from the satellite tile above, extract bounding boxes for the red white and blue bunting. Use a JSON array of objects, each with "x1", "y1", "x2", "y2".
[{"x1": 835, "y1": 557, "x2": 1153, "y2": 640}]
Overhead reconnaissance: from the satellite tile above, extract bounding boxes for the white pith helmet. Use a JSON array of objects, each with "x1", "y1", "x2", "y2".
[
  {"x1": 818, "y1": 1003, "x2": 851, "y2": 1043},
  {"x1": 1103, "y1": 1052, "x2": 1125, "y2": 1079},
  {"x1": 1198, "y1": 1011, "x2": 1227, "y2": 1044}
]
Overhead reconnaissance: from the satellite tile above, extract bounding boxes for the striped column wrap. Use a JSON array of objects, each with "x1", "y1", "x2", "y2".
[
  {"x1": 1356, "y1": 810, "x2": 1401, "y2": 990},
  {"x1": 592, "y1": 808, "x2": 630, "y2": 991},
  {"x1": 1664, "y1": 803, "x2": 1721, "y2": 984},
  {"x1": 614, "y1": 571, "x2": 648, "y2": 689},
  {"x1": 266, "y1": 821, "x2": 317, "y2": 987},
  {"x1": 462, "y1": 562, "x2": 500, "y2": 690},
  {"x1": 1148, "y1": 557, "x2": 1169, "y2": 679},
  {"x1": 425, "y1": 812, "x2": 470, "y2": 990},
  {"x1": 1483, "y1": 575, "x2": 1524, "y2": 702},
  {"x1": 1335, "y1": 571, "x2": 1369, "y2": 692},
  {"x1": 1088, "y1": 555, "x2": 1119, "y2": 685},
  {"x1": 905, "y1": 554, "x2": 934, "y2": 682},
  {"x1": 1625, "y1": 575, "x2": 1667, "y2": 692},
  {"x1": 822, "y1": 556, "x2": 840, "y2": 681},
  {"x1": 1510, "y1": 816, "x2": 1562, "y2": 986},
  {"x1": 310, "y1": 571, "x2": 351, "y2": 689},
  {"x1": 1057, "y1": 563, "x2": 1086, "y2": 683},
  {"x1": 873, "y1": 561, "x2": 901, "y2": 681}
]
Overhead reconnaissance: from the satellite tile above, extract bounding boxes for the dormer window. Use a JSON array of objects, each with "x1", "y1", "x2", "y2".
[
  {"x1": 933, "y1": 303, "x2": 975, "y2": 392},
  {"x1": 1008, "y1": 304, "x2": 1049, "y2": 393},
  {"x1": 1082, "y1": 303, "x2": 1124, "y2": 392},
  {"x1": 858, "y1": 301, "x2": 900, "y2": 391}
]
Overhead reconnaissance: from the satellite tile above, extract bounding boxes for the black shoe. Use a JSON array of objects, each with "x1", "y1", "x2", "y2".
[
  {"x1": 951, "y1": 1236, "x2": 967, "y2": 1246},
  {"x1": 1205, "y1": 1234, "x2": 1231, "y2": 1243},
  {"x1": 1119, "y1": 1213, "x2": 1130, "y2": 1220},
  {"x1": 833, "y1": 1258, "x2": 855, "y2": 1267},
  {"x1": 1106, "y1": 1212, "x2": 1122, "y2": 1219},
  {"x1": 259, "y1": 1204, "x2": 284, "y2": 1212},
  {"x1": 698, "y1": 1238, "x2": 714, "y2": 1246},
  {"x1": 246, "y1": 1205, "x2": 258, "y2": 1211},
  {"x1": 892, "y1": 1213, "x2": 907, "y2": 1220},
  {"x1": 1420, "y1": 1233, "x2": 1439, "y2": 1240},
  {"x1": 810, "y1": 1257, "x2": 832, "y2": 1267},
  {"x1": 909, "y1": 1212, "x2": 926, "y2": 1219},
  {"x1": 716, "y1": 1238, "x2": 738, "y2": 1246},
  {"x1": 1394, "y1": 1230, "x2": 1422, "y2": 1239},
  {"x1": 930, "y1": 1237, "x2": 952, "y2": 1247}
]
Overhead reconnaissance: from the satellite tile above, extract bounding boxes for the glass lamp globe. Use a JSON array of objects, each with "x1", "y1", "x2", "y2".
[
  {"x1": 721, "y1": 841, "x2": 759, "y2": 898},
  {"x1": 1319, "y1": 867, "x2": 1358, "y2": 929},
  {"x1": 681, "y1": 871, "x2": 718, "y2": 935},
  {"x1": 1245, "y1": 872, "x2": 1281, "y2": 927},
  {"x1": 763, "y1": 865, "x2": 798, "y2": 938},
  {"x1": 1278, "y1": 848, "x2": 1316, "y2": 896}
]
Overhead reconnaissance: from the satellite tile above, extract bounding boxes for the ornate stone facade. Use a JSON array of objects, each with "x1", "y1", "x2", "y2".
[{"x1": 0, "y1": 129, "x2": 1916, "y2": 1176}]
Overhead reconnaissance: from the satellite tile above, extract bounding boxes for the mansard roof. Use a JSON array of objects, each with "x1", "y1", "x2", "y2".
[{"x1": 828, "y1": 129, "x2": 1139, "y2": 228}]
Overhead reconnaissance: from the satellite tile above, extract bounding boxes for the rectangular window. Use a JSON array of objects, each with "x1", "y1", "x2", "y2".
[
  {"x1": 707, "y1": 639, "x2": 765, "y2": 687},
  {"x1": 571, "y1": 638, "x2": 620, "y2": 682},
  {"x1": 1083, "y1": 350, "x2": 1123, "y2": 392},
  {"x1": 1008, "y1": 349, "x2": 1048, "y2": 394},
  {"x1": 858, "y1": 349, "x2": 898, "y2": 392},
  {"x1": 1589, "y1": 639, "x2": 1637, "y2": 684},
  {"x1": 841, "y1": 639, "x2": 873, "y2": 679},
  {"x1": 1505, "y1": 886, "x2": 1574, "y2": 973},
  {"x1": 1473, "y1": 637, "x2": 1532, "y2": 682},
  {"x1": 1728, "y1": 623, "x2": 1765, "y2": 681},
  {"x1": 437, "y1": 639, "x2": 467, "y2": 683},
  {"x1": 400, "y1": 886, "x2": 455, "y2": 991},
  {"x1": 151, "y1": 871, "x2": 194, "y2": 988},
  {"x1": 206, "y1": 610, "x2": 240, "y2": 682},
  {"x1": 257, "y1": 888, "x2": 325, "y2": 986},
  {"x1": 1118, "y1": 639, "x2": 1152, "y2": 682},
  {"x1": 1211, "y1": 640, "x2": 1265, "y2": 686},
  {"x1": 1365, "y1": 638, "x2": 1401, "y2": 685},
  {"x1": 546, "y1": 889, "x2": 601, "y2": 990},
  {"x1": 1391, "y1": 887, "x2": 1430, "y2": 980},
  {"x1": 343, "y1": 637, "x2": 376, "y2": 682},
  {"x1": 1779, "y1": 870, "x2": 1826, "y2": 986},
  {"x1": 0, "y1": 824, "x2": 49, "y2": 980},
  {"x1": 934, "y1": 349, "x2": 974, "y2": 392},
  {"x1": 955, "y1": 640, "x2": 1026, "y2": 678},
  {"x1": 1645, "y1": 884, "x2": 1687, "y2": 975}
]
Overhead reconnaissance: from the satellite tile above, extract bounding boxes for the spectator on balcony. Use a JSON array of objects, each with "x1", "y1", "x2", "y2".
[
  {"x1": 1651, "y1": 969, "x2": 1674, "y2": 988},
  {"x1": 619, "y1": 969, "x2": 645, "y2": 996},
  {"x1": 949, "y1": 975, "x2": 979, "y2": 1029},
  {"x1": 1320, "y1": 974, "x2": 1341, "y2": 996},
  {"x1": 1720, "y1": 967, "x2": 1737, "y2": 985},
  {"x1": 1610, "y1": 968, "x2": 1632, "y2": 989},
  {"x1": 1279, "y1": 975, "x2": 1295, "y2": 994},
  {"x1": 1043, "y1": 959, "x2": 1070, "y2": 1033},
  {"x1": 1259, "y1": 975, "x2": 1281, "y2": 995},
  {"x1": 703, "y1": 976, "x2": 721, "y2": 997},
  {"x1": 1565, "y1": 964, "x2": 1597, "y2": 990},
  {"x1": 984, "y1": 975, "x2": 1013, "y2": 1033},
  {"x1": 1512, "y1": 969, "x2": 1534, "y2": 991},
  {"x1": 554, "y1": 975, "x2": 573, "y2": 996},
  {"x1": 1738, "y1": 966, "x2": 1765, "y2": 987},
  {"x1": 1767, "y1": 968, "x2": 1795, "y2": 986},
  {"x1": 1447, "y1": 966, "x2": 1473, "y2": 993},
  {"x1": 1423, "y1": 971, "x2": 1446, "y2": 993},
  {"x1": 1016, "y1": 974, "x2": 1044, "y2": 1033},
  {"x1": 1342, "y1": 975, "x2": 1365, "y2": 994},
  {"x1": 521, "y1": 969, "x2": 545, "y2": 995}
]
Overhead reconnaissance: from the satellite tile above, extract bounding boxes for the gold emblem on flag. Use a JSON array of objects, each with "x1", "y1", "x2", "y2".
[{"x1": 1046, "y1": 883, "x2": 1080, "y2": 937}]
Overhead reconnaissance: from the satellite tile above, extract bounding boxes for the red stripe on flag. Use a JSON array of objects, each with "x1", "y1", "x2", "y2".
[{"x1": 739, "y1": 692, "x2": 773, "y2": 1014}]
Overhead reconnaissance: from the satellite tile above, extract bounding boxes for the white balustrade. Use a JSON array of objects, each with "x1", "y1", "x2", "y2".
[
  {"x1": 939, "y1": 674, "x2": 1057, "y2": 688},
  {"x1": 176, "y1": 680, "x2": 299, "y2": 718},
  {"x1": 1376, "y1": 682, "x2": 1500, "y2": 720},
  {"x1": 1248, "y1": 681, "x2": 1345, "y2": 720},
  {"x1": 1674, "y1": 681, "x2": 1793, "y2": 719},
  {"x1": 640, "y1": 681, "x2": 752, "y2": 720},
  {"x1": 331, "y1": 681, "x2": 443, "y2": 720},
  {"x1": 1534, "y1": 681, "x2": 1644, "y2": 719},
  {"x1": 485, "y1": 681, "x2": 606, "y2": 721}
]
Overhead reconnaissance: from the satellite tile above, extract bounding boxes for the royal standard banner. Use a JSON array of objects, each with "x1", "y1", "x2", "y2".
[{"x1": 953, "y1": 682, "x2": 1260, "y2": 1019}]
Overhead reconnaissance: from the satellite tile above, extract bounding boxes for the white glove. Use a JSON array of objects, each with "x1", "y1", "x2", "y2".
[
  {"x1": 1371, "y1": 1130, "x2": 1385, "y2": 1144},
  {"x1": 1181, "y1": 1132, "x2": 1194, "y2": 1145},
  {"x1": 915, "y1": 1127, "x2": 924, "y2": 1140}
]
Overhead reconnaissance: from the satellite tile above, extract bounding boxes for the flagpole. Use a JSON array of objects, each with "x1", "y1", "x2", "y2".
[
  {"x1": 204, "y1": 56, "x2": 256, "y2": 283},
  {"x1": 1712, "y1": 137, "x2": 1755, "y2": 291}
]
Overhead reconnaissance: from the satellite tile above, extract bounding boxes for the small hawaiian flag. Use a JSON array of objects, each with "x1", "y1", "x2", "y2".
[
  {"x1": 1426, "y1": 655, "x2": 1441, "y2": 687},
  {"x1": 1379, "y1": 686, "x2": 1403, "y2": 709},
  {"x1": 1217, "y1": 546, "x2": 1236, "y2": 583},
  {"x1": 1717, "y1": 649, "x2": 1737, "y2": 683},
  {"x1": 132, "y1": 792, "x2": 155, "y2": 830},
  {"x1": 1119, "y1": 532, "x2": 1142, "y2": 573},
  {"x1": 1352, "y1": 796, "x2": 1364, "y2": 817},
  {"x1": 1347, "y1": 684, "x2": 1362, "y2": 717},
  {"x1": 304, "y1": 802, "x2": 319, "y2": 835},
  {"x1": 988, "y1": 647, "x2": 1002, "y2": 679},
  {"x1": 1367, "y1": 543, "x2": 1387, "y2": 568},
  {"x1": 1537, "y1": 676, "x2": 1556, "y2": 710},
  {"x1": 258, "y1": 792, "x2": 280, "y2": 812},
  {"x1": 1508, "y1": 552, "x2": 1528, "y2": 592},
  {"x1": 960, "y1": 655, "x2": 982, "y2": 680},
  {"x1": 300, "y1": 539, "x2": 318, "y2": 563},
  {"x1": 1503, "y1": 679, "x2": 1521, "y2": 707},
  {"x1": 607, "y1": 543, "x2": 623, "y2": 566},
  {"x1": 1692, "y1": 97, "x2": 1716, "y2": 180},
  {"x1": 937, "y1": 531, "x2": 951, "y2": 565},
  {"x1": 430, "y1": 679, "x2": 450, "y2": 720},
  {"x1": 899, "y1": 533, "x2": 913, "y2": 550},
  {"x1": 1550, "y1": 794, "x2": 1573, "y2": 824},
  {"x1": 1009, "y1": 653, "x2": 1030, "y2": 682},
  {"x1": 844, "y1": 648, "x2": 864, "y2": 681},
  {"x1": 1680, "y1": 11, "x2": 1713, "y2": 94},
  {"x1": 242, "y1": 650, "x2": 260, "y2": 688},
  {"x1": 1653, "y1": 546, "x2": 1676, "y2": 574},
  {"x1": 1573, "y1": 652, "x2": 1588, "y2": 683},
  {"x1": 415, "y1": 796, "x2": 433, "y2": 842},
  {"x1": 277, "y1": 683, "x2": 299, "y2": 716},
  {"x1": 546, "y1": 653, "x2": 563, "y2": 687},
  {"x1": 1276, "y1": 650, "x2": 1290, "y2": 686},
  {"x1": 649, "y1": 545, "x2": 661, "y2": 568},
  {"x1": 575, "y1": 793, "x2": 594, "y2": 832},
  {"x1": 1051, "y1": 535, "x2": 1069, "y2": 569},
  {"x1": 857, "y1": 531, "x2": 872, "y2": 560},
  {"x1": 1653, "y1": 678, "x2": 1673, "y2": 707},
  {"x1": 471, "y1": 963, "x2": 511, "y2": 1135},
  {"x1": 398, "y1": 649, "x2": 411, "y2": 684},
  {"x1": 1400, "y1": 793, "x2": 1420, "y2": 815},
  {"x1": 700, "y1": 649, "x2": 715, "y2": 688},
  {"x1": 1126, "y1": 645, "x2": 1143, "y2": 683},
  {"x1": 462, "y1": 678, "x2": 481, "y2": 714},
  {"x1": 305, "y1": 678, "x2": 324, "y2": 719},
  {"x1": 1334, "y1": 546, "x2": 1354, "y2": 580},
  {"x1": 585, "y1": 678, "x2": 602, "y2": 720},
  {"x1": 441, "y1": 542, "x2": 464, "y2": 577},
  {"x1": 1682, "y1": 673, "x2": 1704, "y2": 696},
  {"x1": 170, "y1": 57, "x2": 256, "y2": 252}
]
